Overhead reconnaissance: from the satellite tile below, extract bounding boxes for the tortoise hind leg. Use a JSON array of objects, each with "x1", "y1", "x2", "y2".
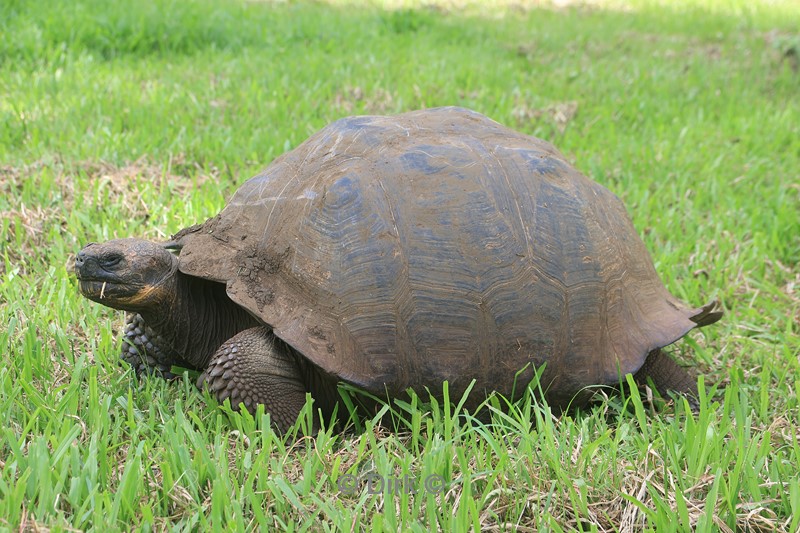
[
  {"x1": 634, "y1": 348, "x2": 700, "y2": 410},
  {"x1": 121, "y1": 313, "x2": 178, "y2": 379},
  {"x1": 197, "y1": 326, "x2": 309, "y2": 432}
]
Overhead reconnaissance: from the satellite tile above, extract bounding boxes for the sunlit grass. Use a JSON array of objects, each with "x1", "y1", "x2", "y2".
[{"x1": 1, "y1": 0, "x2": 798, "y2": 529}]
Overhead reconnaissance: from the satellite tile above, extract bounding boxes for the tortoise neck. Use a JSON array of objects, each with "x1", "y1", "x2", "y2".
[{"x1": 141, "y1": 272, "x2": 259, "y2": 369}]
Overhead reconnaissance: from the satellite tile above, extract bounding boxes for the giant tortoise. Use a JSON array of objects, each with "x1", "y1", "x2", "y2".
[{"x1": 75, "y1": 107, "x2": 722, "y2": 430}]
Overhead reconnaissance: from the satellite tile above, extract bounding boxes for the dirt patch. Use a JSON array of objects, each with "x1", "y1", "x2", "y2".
[
  {"x1": 764, "y1": 30, "x2": 800, "y2": 72},
  {"x1": 234, "y1": 244, "x2": 291, "y2": 310},
  {"x1": 0, "y1": 203, "x2": 64, "y2": 272},
  {"x1": 512, "y1": 99, "x2": 579, "y2": 133},
  {"x1": 308, "y1": 325, "x2": 328, "y2": 341},
  {"x1": 1, "y1": 156, "x2": 212, "y2": 212},
  {"x1": 236, "y1": 244, "x2": 290, "y2": 279},
  {"x1": 0, "y1": 157, "x2": 221, "y2": 276},
  {"x1": 619, "y1": 31, "x2": 725, "y2": 60},
  {"x1": 333, "y1": 85, "x2": 397, "y2": 115},
  {"x1": 355, "y1": 0, "x2": 631, "y2": 14},
  {"x1": 783, "y1": 271, "x2": 799, "y2": 307},
  {"x1": 172, "y1": 214, "x2": 226, "y2": 245},
  {"x1": 246, "y1": 286, "x2": 275, "y2": 311}
]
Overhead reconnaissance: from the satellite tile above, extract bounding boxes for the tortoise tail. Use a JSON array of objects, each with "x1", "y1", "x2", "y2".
[
  {"x1": 688, "y1": 300, "x2": 723, "y2": 328},
  {"x1": 634, "y1": 348, "x2": 699, "y2": 410}
]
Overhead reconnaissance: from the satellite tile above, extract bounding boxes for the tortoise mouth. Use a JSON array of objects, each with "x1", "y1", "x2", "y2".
[
  {"x1": 78, "y1": 279, "x2": 162, "y2": 311},
  {"x1": 78, "y1": 279, "x2": 137, "y2": 300}
]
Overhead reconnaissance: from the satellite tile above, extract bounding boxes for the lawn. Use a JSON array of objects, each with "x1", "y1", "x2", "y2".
[{"x1": 1, "y1": 0, "x2": 798, "y2": 530}]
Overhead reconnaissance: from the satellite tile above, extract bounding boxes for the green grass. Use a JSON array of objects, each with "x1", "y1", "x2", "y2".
[{"x1": 1, "y1": 0, "x2": 798, "y2": 529}]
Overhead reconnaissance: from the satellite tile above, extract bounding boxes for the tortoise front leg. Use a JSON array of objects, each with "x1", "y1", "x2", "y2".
[
  {"x1": 197, "y1": 326, "x2": 309, "y2": 432},
  {"x1": 121, "y1": 313, "x2": 178, "y2": 379}
]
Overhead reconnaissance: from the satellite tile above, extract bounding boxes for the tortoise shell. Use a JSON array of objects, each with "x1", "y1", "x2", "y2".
[{"x1": 175, "y1": 106, "x2": 714, "y2": 407}]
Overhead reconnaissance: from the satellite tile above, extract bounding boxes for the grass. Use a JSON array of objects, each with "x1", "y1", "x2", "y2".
[{"x1": 1, "y1": 0, "x2": 798, "y2": 530}]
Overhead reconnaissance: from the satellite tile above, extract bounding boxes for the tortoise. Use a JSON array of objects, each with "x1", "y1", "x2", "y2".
[{"x1": 75, "y1": 106, "x2": 722, "y2": 431}]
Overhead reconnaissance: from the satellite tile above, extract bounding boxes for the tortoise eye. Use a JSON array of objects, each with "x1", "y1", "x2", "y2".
[{"x1": 101, "y1": 255, "x2": 122, "y2": 268}]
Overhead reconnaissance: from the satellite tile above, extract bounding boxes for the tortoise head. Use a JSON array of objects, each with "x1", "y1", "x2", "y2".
[{"x1": 75, "y1": 238, "x2": 178, "y2": 312}]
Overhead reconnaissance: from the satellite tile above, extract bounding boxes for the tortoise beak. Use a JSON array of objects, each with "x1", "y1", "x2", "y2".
[
  {"x1": 76, "y1": 269, "x2": 133, "y2": 304},
  {"x1": 74, "y1": 245, "x2": 128, "y2": 301},
  {"x1": 74, "y1": 246, "x2": 117, "y2": 282}
]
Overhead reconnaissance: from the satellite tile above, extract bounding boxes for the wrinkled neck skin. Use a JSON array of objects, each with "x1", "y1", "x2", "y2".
[{"x1": 140, "y1": 272, "x2": 259, "y2": 370}]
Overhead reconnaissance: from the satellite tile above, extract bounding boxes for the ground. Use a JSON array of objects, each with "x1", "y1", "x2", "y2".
[{"x1": 0, "y1": 0, "x2": 798, "y2": 530}]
